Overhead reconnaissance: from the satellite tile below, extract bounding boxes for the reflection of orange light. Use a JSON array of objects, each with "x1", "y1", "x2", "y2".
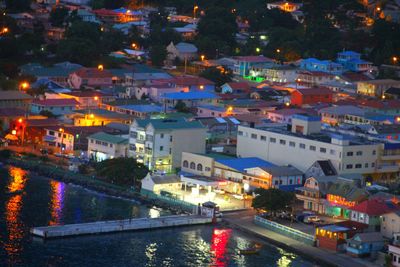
[
  {"x1": 49, "y1": 180, "x2": 65, "y2": 226},
  {"x1": 8, "y1": 167, "x2": 27, "y2": 193},
  {"x1": 5, "y1": 167, "x2": 27, "y2": 260}
]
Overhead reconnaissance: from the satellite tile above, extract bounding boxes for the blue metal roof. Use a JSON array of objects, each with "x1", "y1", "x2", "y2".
[
  {"x1": 118, "y1": 104, "x2": 162, "y2": 113},
  {"x1": 215, "y1": 157, "x2": 275, "y2": 172},
  {"x1": 318, "y1": 225, "x2": 350, "y2": 232},
  {"x1": 162, "y1": 91, "x2": 218, "y2": 100},
  {"x1": 338, "y1": 51, "x2": 360, "y2": 56},
  {"x1": 292, "y1": 114, "x2": 320, "y2": 122}
]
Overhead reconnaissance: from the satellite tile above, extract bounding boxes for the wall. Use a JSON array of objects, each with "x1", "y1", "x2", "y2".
[
  {"x1": 181, "y1": 152, "x2": 214, "y2": 177},
  {"x1": 381, "y1": 213, "x2": 400, "y2": 239},
  {"x1": 171, "y1": 128, "x2": 207, "y2": 168}
]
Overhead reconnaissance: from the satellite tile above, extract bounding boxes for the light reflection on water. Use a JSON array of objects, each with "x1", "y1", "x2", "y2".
[{"x1": 0, "y1": 167, "x2": 314, "y2": 266}]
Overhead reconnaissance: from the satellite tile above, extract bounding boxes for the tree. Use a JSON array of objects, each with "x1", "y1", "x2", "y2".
[
  {"x1": 200, "y1": 67, "x2": 232, "y2": 87},
  {"x1": 50, "y1": 7, "x2": 69, "y2": 27},
  {"x1": 149, "y1": 45, "x2": 167, "y2": 66},
  {"x1": 174, "y1": 100, "x2": 190, "y2": 113},
  {"x1": 252, "y1": 188, "x2": 294, "y2": 216},
  {"x1": 5, "y1": 0, "x2": 31, "y2": 12},
  {"x1": 39, "y1": 110, "x2": 57, "y2": 118},
  {"x1": 95, "y1": 158, "x2": 148, "y2": 187}
]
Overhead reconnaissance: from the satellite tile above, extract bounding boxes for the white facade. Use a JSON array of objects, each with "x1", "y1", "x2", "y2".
[
  {"x1": 87, "y1": 136, "x2": 128, "y2": 161},
  {"x1": 389, "y1": 244, "x2": 400, "y2": 267},
  {"x1": 381, "y1": 212, "x2": 400, "y2": 239},
  {"x1": 129, "y1": 120, "x2": 207, "y2": 171},
  {"x1": 44, "y1": 129, "x2": 74, "y2": 152},
  {"x1": 236, "y1": 124, "x2": 380, "y2": 174}
]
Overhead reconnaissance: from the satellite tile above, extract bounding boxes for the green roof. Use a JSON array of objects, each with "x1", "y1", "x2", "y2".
[
  {"x1": 87, "y1": 132, "x2": 128, "y2": 144},
  {"x1": 135, "y1": 117, "x2": 205, "y2": 130}
]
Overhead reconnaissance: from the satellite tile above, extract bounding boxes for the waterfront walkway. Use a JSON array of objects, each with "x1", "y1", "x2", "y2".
[
  {"x1": 31, "y1": 215, "x2": 213, "y2": 239},
  {"x1": 223, "y1": 210, "x2": 378, "y2": 267}
]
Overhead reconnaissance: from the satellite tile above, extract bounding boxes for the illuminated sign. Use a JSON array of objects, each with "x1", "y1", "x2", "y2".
[{"x1": 326, "y1": 194, "x2": 356, "y2": 207}]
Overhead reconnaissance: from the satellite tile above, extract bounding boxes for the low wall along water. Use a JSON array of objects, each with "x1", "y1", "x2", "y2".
[{"x1": 254, "y1": 216, "x2": 316, "y2": 246}]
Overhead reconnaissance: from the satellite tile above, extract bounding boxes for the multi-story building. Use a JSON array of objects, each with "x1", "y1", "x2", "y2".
[
  {"x1": 336, "y1": 51, "x2": 373, "y2": 72},
  {"x1": 357, "y1": 79, "x2": 400, "y2": 97},
  {"x1": 300, "y1": 58, "x2": 344, "y2": 75},
  {"x1": 237, "y1": 114, "x2": 381, "y2": 175},
  {"x1": 87, "y1": 132, "x2": 129, "y2": 161},
  {"x1": 129, "y1": 118, "x2": 207, "y2": 172}
]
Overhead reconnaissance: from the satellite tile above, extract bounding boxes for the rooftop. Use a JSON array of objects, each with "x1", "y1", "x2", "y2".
[
  {"x1": 118, "y1": 104, "x2": 162, "y2": 113},
  {"x1": 216, "y1": 157, "x2": 275, "y2": 172},
  {"x1": 135, "y1": 117, "x2": 205, "y2": 130},
  {"x1": 235, "y1": 56, "x2": 274, "y2": 63},
  {"x1": 87, "y1": 132, "x2": 128, "y2": 144},
  {"x1": 0, "y1": 91, "x2": 33, "y2": 100},
  {"x1": 73, "y1": 68, "x2": 113, "y2": 78},
  {"x1": 161, "y1": 91, "x2": 218, "y2": 100},
  {"x1": 348, "y1": 199, "x2": 399, "y2": 216},
  {"x1": 32, "y1": 98, "x2": 79, "y2": 106}
]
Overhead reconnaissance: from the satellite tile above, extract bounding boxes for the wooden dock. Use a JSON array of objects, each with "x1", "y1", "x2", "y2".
[{"x1": 31, "y1": 215, "x2": 214, "y2": 239}]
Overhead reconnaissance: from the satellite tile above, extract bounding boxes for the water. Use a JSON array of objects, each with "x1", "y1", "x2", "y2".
[{"x1": 0, "y1": 166, "x2": 315, "y2": 266}]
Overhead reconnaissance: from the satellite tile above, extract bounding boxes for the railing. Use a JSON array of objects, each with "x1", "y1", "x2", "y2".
[
  {"x1": 254, "y1": 216, "x2": 316, "y2": 246},
  {"x1": 140, "y1": 189, "x2": 196, "y2": 213}
]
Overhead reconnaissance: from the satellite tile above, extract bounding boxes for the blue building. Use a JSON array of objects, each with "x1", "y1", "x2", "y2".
[
  {"x1": 31, "y1": 98, "x2": 79, "y2": 115},
  {"x1": 234, "y1": 56, "x2": 275, "y2": 77},
  {"x1": 300, "y1": 58, "x2": 344, "y2": 75},
  {"x1": 336, "y1": 51, "x2": 373, "y2": 72},
  {"x1": 346, "y1": 232, "x2": 384, "y2": 257}
]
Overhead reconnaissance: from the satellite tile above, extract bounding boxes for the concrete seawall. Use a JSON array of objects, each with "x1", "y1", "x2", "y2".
[{"x1": 31, "y1": 215, "x2": 214, "y2": 239}]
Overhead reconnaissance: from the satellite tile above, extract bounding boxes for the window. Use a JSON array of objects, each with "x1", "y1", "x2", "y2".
[
  {"x1": 49, "y1": 131, "x2": 55, "y2": 136},
  {"x1": 110, "y1": 144, "x2": 113, "y2": 148},
  {"x1": 197, "y1": 164, "x2": 203, "y2": 171},
  {"x1": 90, "y1": 139, "x2": 94, "y2": 143},
  {"x1": 205, "y1": 167, "x2": 211, "y2": 172},
  {"x1": 280, "y1": 139, "x2": 286, "y2": 145},
  {"x1": 170, "y1": 136, "x2": 173, "y2": 142},
  {"x1": 251, "y1": 134, "x2": 257, "y2": 139},
  {"x1": 365, "y1": 163, "x2": 369, "y2": 168},
  {"x1": 190, "y1": 162, "x2": 195, "y2": 169},
  {"x1": 347, "y1": 151, "x2": 353, "y2": 156},
  {"x1": 260, "y1": 135, "x2": 267, "y2": 141},
  {"x1": 238, "y1": 131, "x2": 243, "y2": 136},
  {"x1": 289, "y1": 141, "x2": 295, "y2": 147},
  {"x1": 270, "y1": 137, "x2": 276, "y2": 143},
  {"x1": 355, "y1": 164, "x2": 362, "y2": 169},
  {"x1": 160, "y1": 133, "x2": 164, "y2": 138},
  {"x1": 159, "y1": 146, "x2": 164, "y2": 151},
  {"x1": 372, "y1": 163, "x2": 375, "y2": 167},
  {"x1": 373, "y1": 150, "x2": 376, "y2": 155},
  {"x1": 330, "y1": 149, "x2": 336, "y2": 155},
  {"x1": 96, "y1": 140, "x2": 101, "y2": 145},
  {"x1": 320, "y1": 147, "x2": 326, "y2": 153},
  {"x1": 346, "y1": 164, "x2": 353, "y2": 169},
  {"x1": 299, "y1": 143, "x2": 306, "y2": 149},
  {"x1": 356, "y1": 151, "x2": 362, "y2": 156},
  {"x1": 183, "y1": 160, "x2": 189, "y2": 168},
  {"x1": 169, "y1": 148, "x2": 172, "y2": 154},
  {"x1": 310, "y1": 145, "x2": 316, "y2": 151}
]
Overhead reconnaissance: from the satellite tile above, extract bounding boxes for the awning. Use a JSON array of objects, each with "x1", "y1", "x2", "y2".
[{"x1": 5, "y1": 134, "x2": 18, "y2": 141}]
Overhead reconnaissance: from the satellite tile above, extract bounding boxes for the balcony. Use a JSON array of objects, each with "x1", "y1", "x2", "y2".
[
  {"x1": 136, "y1": 139, "x2": 145, "y2": 144},
  {"x1": 380, "y1": 153, "x2": 400, "y2": 161},
  {"x1": 375, "y1": 164, "x2": 400, "y2": 173},
  {"x1": 295, "y1": 189, "x2": 322, "y2": 202},
  {"x1": 145, "y1": 135, "x2": 154, "y2": 142}
]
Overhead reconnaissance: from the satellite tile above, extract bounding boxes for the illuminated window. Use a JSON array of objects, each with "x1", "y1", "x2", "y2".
[{"x1": 183, "y1": 160, "x2": 188, "y2": 168}]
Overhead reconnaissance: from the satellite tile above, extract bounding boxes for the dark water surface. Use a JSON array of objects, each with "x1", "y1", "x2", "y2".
[{"x1": 0, "y1": 166, "x2": 315, "y2": 266}]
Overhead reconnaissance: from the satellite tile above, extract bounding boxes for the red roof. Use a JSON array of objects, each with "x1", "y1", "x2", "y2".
[
  {"x1": 63, "y1": 91, "x2": 111, "y2": 98},
  {"x1": 341, "y1": 72, "x2": 372, "y2": 82},
  {"x1": 294, "y1": 87, "x2": 332, "y2": 96},
  {"x1": 226, "y1": 82, "x2": 251, "y2": 91},
  {"x1": 25, "y1": 118, "x2": 61, "y2": 127},
  {"x1": 93, "y1": 8, "x2": 118, "y2": 16},
  {"x1": 349, "y1": 199, "x2": 399, "y2": 216},
  {"x1": 73, "y1": 68, "x2": 113, "y2": 79},
  {"x1": 358, "y1": 99, "x2": 400, "y2": 110},
  {"x1": 33, "y1": 98, "x2": 79, "y2": 106},
  {"x1": 235, "y1": 56, "x2": 274, "y2": 63},
  {"x1": 163, "y1": 75, "x2": 214, "y2": 86},
  {"x1": 298, "y1": 70, "x2": 334, "y2": 77}
]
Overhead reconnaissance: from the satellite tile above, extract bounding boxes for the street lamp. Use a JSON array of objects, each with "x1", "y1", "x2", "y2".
[
  {"x1": 94, "y1": 96, "x2": 99, "y2": 101},
  {"x1": 131, "y1": 43, "x2": 137, "y2": 49},
  {"x1": 276, "y1": 48, "x2": 281, "y2": 53},
  {"x1": 393, "y1": 56, "x2": 398, "y2": 64},
  {"x1": 97, "y1": 64, "x2": 104, "y2": 71},
  {"x1": 59, "y1": 128, "x2": 64, "y2": 153},
  {"x1": 193, "y1": 5, "x2": 199, "y2": 19},
  {"x1": 1, "y1": 27, "x2": 8, "y2": 34},
  {"x1": 20, "y1": 82, "x2": 29, "y2": 91},
  {"x1": 200, "y1": 55, "x2": 205, "y2": 61}
]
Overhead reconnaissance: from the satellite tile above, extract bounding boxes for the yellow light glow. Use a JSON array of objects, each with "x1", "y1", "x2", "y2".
[
  {"x1": 18, "y1": 118, "x2": 23, "y2": 123},
  {"x1": 90, "y1": 114, "x2": 95, "y2": 119},
  {"x1": 131, "y1": 43, "x2": 137, "y2": 49},
  {"x1": 11, "y1": 130, "x2": 16, "y2": 135},
  {"x1": 59, "y1": 128, "x2": 64, "y2": 132},
  {"x1": 97, "y1": 64, "x2": 104, "y2": 71},
  {"x1": 201, "y1": 55, "x2": 205, "y2": 61},
  {"x1": 276, "y1": 49, "x2": 281, "y2": 53},
  {"x1": 94, "y1": 96, "x2": 99, "y2": 101},
  {"x1": 20, "y1": 82, "x2": 29, "y2": 90},
  {"x1": 393, "y1": 56, "x2": 398, "y2": 62}
]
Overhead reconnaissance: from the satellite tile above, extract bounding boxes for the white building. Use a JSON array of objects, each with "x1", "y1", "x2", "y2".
[
  {"x1": 129, "y1": 117, "x2": 207, "y2": 172},
  {"x1": 236, "y1": 114, "x2": 380, "y2": 175},
  {"x1": 87, "y1": 132, "x2": 129, "y2": 161},
  {"x1": 389, "y1": 243, "x2": 400, "y2": 267}
]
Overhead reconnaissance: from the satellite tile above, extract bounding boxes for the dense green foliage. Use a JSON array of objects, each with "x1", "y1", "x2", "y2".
[
  {"x1": 252, "y1": 188, "x2": 294, "y2": 214},
  {"x1": 95, "y1": 158, "x2": 148, "y2": 187},
  {"x1": 200, "y1": 67, "x2": 232, "y2": 87}
]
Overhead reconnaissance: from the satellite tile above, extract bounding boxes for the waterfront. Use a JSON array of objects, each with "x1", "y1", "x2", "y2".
[{"x1": 0, "y1": 166, "x2": 315, "y2": 266}]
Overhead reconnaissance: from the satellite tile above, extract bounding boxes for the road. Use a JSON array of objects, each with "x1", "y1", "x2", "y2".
[{"x1": 222, "y1": 210, "x2": 379, "y2": 267}]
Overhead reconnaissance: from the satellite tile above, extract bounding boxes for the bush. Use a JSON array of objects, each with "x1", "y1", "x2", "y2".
[{"x1": 0, "y1": 149, "x2": 13, "y2": 160}]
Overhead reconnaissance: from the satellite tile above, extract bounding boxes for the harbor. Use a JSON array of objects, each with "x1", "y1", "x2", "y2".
[{"x1": 31, "y1": 215, "x2": 216, "y2": 239}]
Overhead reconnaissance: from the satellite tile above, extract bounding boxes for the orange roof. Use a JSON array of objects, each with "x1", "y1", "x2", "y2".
[
  {"x1": 294, "y1": 87, "x2": 332, "y2": 95},
  {"x1": 358, "y1": 99, "x2": 400, "y2": 109}
]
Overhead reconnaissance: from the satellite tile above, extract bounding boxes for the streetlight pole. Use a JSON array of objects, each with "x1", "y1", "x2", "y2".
[{"x1": 59, "y1": 128, "x2": 64, "y2": 154}]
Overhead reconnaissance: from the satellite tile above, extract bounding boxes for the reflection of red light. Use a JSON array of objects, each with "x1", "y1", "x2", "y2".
[{"x1": 211, "y1": 228, "x2": 231, "y2": 267}]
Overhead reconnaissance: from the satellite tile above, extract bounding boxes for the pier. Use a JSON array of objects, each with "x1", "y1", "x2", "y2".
[{"x1": 31, "y1": 215, "x2": 214, "y2": 239}]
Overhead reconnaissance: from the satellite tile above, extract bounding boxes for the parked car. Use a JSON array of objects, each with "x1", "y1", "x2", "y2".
[
  {"x1": 214, "y1": 189, "x2": 225, "y2": 194},
  {"x1": 232, "y1": 194, "x2": 245, "y2": 200},
  {"x1": 303, "y1": 215, "x2": 321, "y2": 224},
  {"x1": 296, "y1": 211, "x2": 315, "y2": 222}
]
